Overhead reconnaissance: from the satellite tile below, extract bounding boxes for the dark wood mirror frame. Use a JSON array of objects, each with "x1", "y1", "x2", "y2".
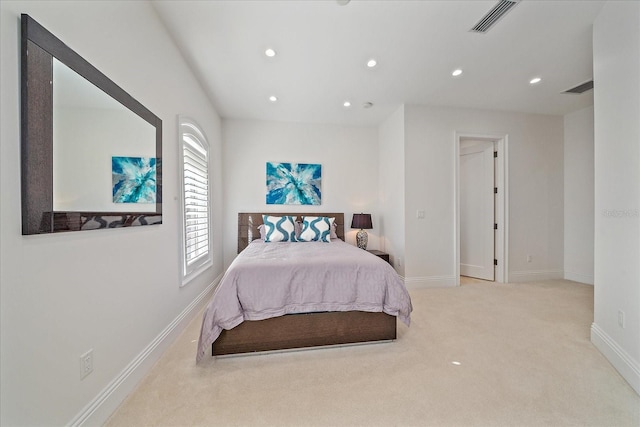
[{"x1": 20, "y1": 14, "x2": 162, "y2": 235}]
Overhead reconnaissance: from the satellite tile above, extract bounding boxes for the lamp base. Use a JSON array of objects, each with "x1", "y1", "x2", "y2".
[{"x1": 356, "y1": 229, "x2": 368, "y2": 250}]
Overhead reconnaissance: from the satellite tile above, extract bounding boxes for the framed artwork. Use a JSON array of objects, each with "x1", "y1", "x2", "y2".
[
  {"x1": 266, "y1": 162, "x2": 321, "y2": 205},
  {"x1": 112, "y1": 156, "x2": 157, "y2": 203}
]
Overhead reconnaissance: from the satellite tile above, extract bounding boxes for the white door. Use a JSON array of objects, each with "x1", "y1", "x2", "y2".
[{"x1": 460, "y1": 141, "x2": 495, "y2": 281}]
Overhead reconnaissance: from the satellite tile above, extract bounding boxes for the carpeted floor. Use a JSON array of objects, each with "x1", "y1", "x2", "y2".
[{"x1": 106, "y1": 278, "x2": 640, "y2": 426}]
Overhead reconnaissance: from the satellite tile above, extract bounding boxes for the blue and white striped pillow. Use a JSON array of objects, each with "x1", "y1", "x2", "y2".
[
  {"x1": 262, "y1": 215, "x2": 298, "y2": 242},
  {"x1": 298, "y1": 216, "x2": 331, "y2": 242}
]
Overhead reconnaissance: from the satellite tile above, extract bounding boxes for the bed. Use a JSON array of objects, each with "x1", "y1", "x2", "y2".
[{"x1": 196, "y1": 212, "x2": 412, "y2": 361}]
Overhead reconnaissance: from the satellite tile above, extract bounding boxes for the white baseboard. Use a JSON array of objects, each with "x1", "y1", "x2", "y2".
[
  {"x1": 404, "y1": 275, "x2": 457, "y2": 289},
  {"x1": 564, "y1": 271, "x2": 594, "y2": 285},
  {"x1": 69, "y1": 274, "x2": 222, "y2": 426},
  {"x1": 509, "y1": 269, "x2": 564, "y2": 282},
  {"x1": 591, "y1": 323, "x2": 640, "y2": 396}
]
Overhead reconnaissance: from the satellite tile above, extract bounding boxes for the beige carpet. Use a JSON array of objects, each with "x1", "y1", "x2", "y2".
[{"x1": 106, "y1": 279, "x2": 640, "y2": 426}]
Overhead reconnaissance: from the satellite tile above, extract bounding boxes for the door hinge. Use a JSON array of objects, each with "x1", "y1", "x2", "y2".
[
  {"x1": 494, "y1": 187, "x2": 498, "y2": 194},
  {"x1": 494, "y1": 223, "x2": 498, "y2": 230},
  {"x1": 494, "y1": 151, "x2": 498, "y2": 158},
  {"x1": 494, "y1": 259, "x2": 498, "y2": 266}
]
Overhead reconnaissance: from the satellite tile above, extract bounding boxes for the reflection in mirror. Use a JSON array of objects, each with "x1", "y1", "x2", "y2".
[
  {"x1": 21, "y1": 14, "x2": 162, "y2": 234},
  {"x1": 53, "y1": 59, "x2": 156, "y2": 213}
]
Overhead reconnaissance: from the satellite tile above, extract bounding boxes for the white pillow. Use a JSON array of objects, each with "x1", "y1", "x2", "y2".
[
  {"x1": 298, "y1": 216, "x2": 331, "y2": 242},
  {"x1": 329, "y1": 217, "x2": 337, "y2": 239},
  {"x1": 295, "y1": 218, "x2": 335, "y2": 238},
  {"x1": 262, "y1": 215, "x2": 298, "y2": 242}
]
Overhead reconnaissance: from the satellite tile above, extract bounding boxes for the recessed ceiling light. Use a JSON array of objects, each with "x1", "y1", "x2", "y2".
[
  {"x1": 366, "y1": 59, "x2": 377, "y2": 68},
  {"x1": 530, "y1": 77, "x2": 542, "y2": 84},
  {"x1": 452, "y1": 69, "x2": 463, "y2": 77},
  {"x1": 265, "y1": 48, "x2": 276, "y2": 57},
  {"x1": 269, "y1": 95, "x2": 278, "y2": 102},
  {"x1": 343, "y1": 101, "x2": 351, "y2": 107}
]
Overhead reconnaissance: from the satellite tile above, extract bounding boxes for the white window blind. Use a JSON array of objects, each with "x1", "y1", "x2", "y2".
[{"x1": 180, "y1": 118, "x2": 211, "y2": 283}]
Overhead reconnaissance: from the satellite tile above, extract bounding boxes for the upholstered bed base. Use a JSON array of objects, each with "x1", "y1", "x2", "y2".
[{"x1": 213, "y1": 311, "x2": 396, "y2": 356}]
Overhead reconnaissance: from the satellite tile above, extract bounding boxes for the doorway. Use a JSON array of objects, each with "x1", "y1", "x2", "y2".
[
  {"x1": 460, "y1": 140, "x2": 495, "y2": 280},
  {"x1": 455, "y1": 133, "x2": 508, "y2": 285}
]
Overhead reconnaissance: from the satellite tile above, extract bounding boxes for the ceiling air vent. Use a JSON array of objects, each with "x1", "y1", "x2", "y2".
[
  {"x1": 563, "y1": 80, "x2": 594, "y2": 94},
  {"x1": 470, "y1": 0, "x2": 520, "y2": 33}
]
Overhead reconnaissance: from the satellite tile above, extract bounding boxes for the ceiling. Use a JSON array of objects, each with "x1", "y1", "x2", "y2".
[{"x1": 152, "y1": 0, "x2": 605, "y2": 127}]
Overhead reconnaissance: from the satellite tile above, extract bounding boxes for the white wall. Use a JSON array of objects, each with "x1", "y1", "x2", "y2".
[
  {"x1": 563, "y1": 106, "x2": 595, "y2": 285},
  {"x1": 222, "y1": 119, "x2": 379, "y2": 268},
  {"x1": 403, "y1": 105, "x2": 564, "y2": 286},
  {"x1": 378, "y1": 106, "x2": 406, "y2": 275},
  {"x1": 0, "y1": 1, "x2": 223, "y2": 425},
  {"x1": 591, "y1": 0, "x2": 640, "y2": 395}
]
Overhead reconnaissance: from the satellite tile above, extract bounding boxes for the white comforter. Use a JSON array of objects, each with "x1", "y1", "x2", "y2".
[{"x1": 197, "y1": 240, "x2": 412, "y2": 362}]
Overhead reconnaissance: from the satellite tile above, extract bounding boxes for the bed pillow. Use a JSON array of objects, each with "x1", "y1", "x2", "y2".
[
  {"x1": 329, "y1": 217, "x2": 337, "y2": 239},
  {"x1": 259, "y1": 222, "x2": 300, "y2": 241},
  {"x1": 298, "y1": 216, "x2": 331, "y2": 242},
  {"x1": 296, "y1": 217, "x2": 336, "y2": 239},
  {"x1": 262, "y1": 215, "x2": 298, "y2": 242}
]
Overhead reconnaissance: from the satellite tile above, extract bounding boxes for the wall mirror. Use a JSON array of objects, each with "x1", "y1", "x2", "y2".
[{"x1": 21, "y1": 14, "x2": 162, "y2": 235}]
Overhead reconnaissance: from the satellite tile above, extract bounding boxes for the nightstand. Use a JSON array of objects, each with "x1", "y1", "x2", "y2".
[{"x1": 367, "y1": 250, "x2": 390, "y2": 264}]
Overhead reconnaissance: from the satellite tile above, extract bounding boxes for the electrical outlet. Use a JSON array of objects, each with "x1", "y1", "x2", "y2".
[
  {"x1": 527, "y1": 255, "x2": 532, "y2": 263},
  {"x1": 416, "y1": 210, "x2": 425, "y2": 219},
  {"x1": 618, "y1": 310, "x2": 625, "y2": 329},
  {"x1": 80, "y1": 349, "x2": 94, "y2": 379}
]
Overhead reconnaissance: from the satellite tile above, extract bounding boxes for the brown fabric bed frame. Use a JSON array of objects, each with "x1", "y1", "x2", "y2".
[{"x1": 211, "y1": 212, "x2": 396, "y2": 356}]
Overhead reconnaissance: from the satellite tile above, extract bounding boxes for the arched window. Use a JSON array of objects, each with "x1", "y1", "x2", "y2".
[{"x1": 179, "y1": 117, "x2": 211, "y2": 284}]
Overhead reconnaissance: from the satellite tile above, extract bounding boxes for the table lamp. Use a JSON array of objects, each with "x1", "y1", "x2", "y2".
[{"x1": 351, "y1": 213, "x2": 373, "y2": 249}]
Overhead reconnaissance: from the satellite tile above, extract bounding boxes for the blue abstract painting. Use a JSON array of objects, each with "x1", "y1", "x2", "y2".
[
  {"x1": 266, "y1": 162, "x2": 321, "y2": 205},
  {"x1": 112, "y1": 156, "x2": 156, "y2": 204}
]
